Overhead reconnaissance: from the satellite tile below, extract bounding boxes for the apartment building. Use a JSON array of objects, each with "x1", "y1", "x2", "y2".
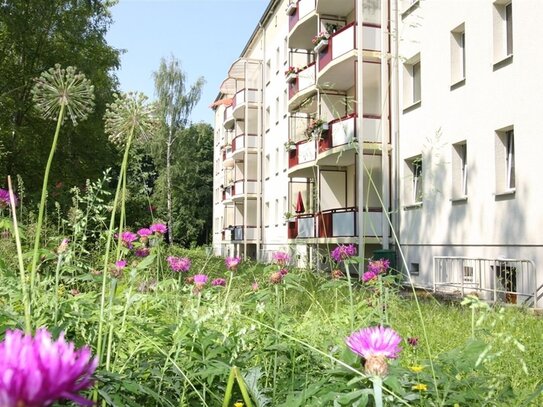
[{"x1": 212, "y1": 0, "x2": 543, "y2": 306}]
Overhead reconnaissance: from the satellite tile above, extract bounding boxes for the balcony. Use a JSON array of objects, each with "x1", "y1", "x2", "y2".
[
  {"x1": 222, "y1": 185, "x2": 234, "y2": 202},
  {"x1": 317, "y1": 23, "x2": 382, "y2": 90},
  {"x1": 287, "y1": 207, "x2": 384, "y2": 240},
  {"x1": 232, "y1": 179, "x2": 258, "y2": 201},
  {"x1": 288, "y1": 0, "x2": 317, "y2": 49},
  {"x1": 223, "y1": 105, "x2": 234, "y2": 129},
  {"x1": 232, "y1": 88, "x2": 259, "y2": 120},
  {"x1": 232, "y1": 225, "x2": 258, "y2": 241},
  {"x1": 318, "y1": 113, "x2": 383, "y2": 155},
  {"x1": 288, "y1": 139, "x2": 317, "y2": 177},
  {"x1": 288, "y1": 63, "x2": 316, "y2": 108},
  {"x1": 232, "y1": 134, "x2": 258, "y2": 159}
]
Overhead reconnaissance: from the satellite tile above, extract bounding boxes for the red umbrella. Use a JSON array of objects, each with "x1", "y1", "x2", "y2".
[{"x1": 295, "y1": 191, "x2": 305, "y2": 213}]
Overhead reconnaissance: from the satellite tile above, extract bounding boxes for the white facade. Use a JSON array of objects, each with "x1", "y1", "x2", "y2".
[{"x1": 212, "y1": 0, "x2": 543, "y2": 306}]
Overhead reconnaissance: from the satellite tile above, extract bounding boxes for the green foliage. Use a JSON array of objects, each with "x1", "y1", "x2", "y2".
[{"x1": 0, "y1": 0, "x2": 120, "y2": 195}]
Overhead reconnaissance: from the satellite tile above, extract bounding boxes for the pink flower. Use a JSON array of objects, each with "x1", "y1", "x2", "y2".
[
  {"x1": 115, "y1": 260, "x2": 127, "y2": 270},
  {"x1": 118, "y1": 231, "x2": 138, "y2": 248},
  {"x1": 193, "y1": 274, "x2": 208, "y2": 286},
  {"x1": 367, "y1": 258, "x2": 391, "y2": 275},
  {"x1": 137, "y1": 228, "x2": 152, "y2": 237},
  {"x1": 135, "y1": 247, "x2": 150, "y2": 257},
  {"x1": 0, "y1": 188, "x2": 17, "y2": 209},
  {"x1": 272, "y1": 251, "x2": 290, "y2": 267},
  {"x1": 346, "y1": 326, "x2": 402, "y2": 360},
  {"x1": 167, "y1": 256, "x2": 191, "y2": 272},
  {"x1": 362, "y1": 271, "x2": 377, "y2": 283},
  {"x1": 212, "y1": 278, "x2": 227, "y2": 287},
  {"x1": 252, "y1": 282, "x2": 259, "y2": 291},
  {"x1": 225, "y1": 256, "x2": 241, "y2": 271},
  {"x1": 0, "y1": 328, "x2": 97, "y2": 406},
  {"x1": 346, "y1": 326, "x2": 402, "y2": 377},
  {"x1": 279, "y1": 268, "x2": 289, "y2": 276},
  {"x1": 331, "y1": 244, "x2": 357, "y2": 263},
  {"x1": 149, "y1": 223, "x2": 167, "y2": 234}
]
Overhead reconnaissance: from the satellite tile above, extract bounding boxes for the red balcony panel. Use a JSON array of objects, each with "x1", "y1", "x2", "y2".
[
  {"x1": 318, "y1": 211, "x2": 332, "y2": 238},
  {"x1": 288, "y1": 1, "x2": 300, "y2": 31},
  {"x1": 287, "y1": 219, "x2": 298, "y2": 239},
  {"x1": 288, "y1": 78, "x2": 299, "y2": 100},
  {"x1": 232, "y1": 137, "x2": 237, "y2": 152},
  {"x1": 318, "y1": 42, "x2": 332, "y2": 71},
  {"x1": 288, "y1": 146, "x2": 299, "y2": 168},
  {"x1": 318, "y1": 128, "x2": 332, "y2": 153}
]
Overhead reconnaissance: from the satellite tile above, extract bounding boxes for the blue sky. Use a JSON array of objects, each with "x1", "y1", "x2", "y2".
[{"x1": 106, "y1": 0, "x2": 269, "y2": 124}]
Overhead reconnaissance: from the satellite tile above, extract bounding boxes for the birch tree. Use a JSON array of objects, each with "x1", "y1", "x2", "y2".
[{"x1": 153, "y1": 56, "x2": 204, "y2": 243}]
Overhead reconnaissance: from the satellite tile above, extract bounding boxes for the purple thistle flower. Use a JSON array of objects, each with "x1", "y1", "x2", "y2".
[
  {"x1": 331, "y1": 244, "x2": 357, "y2": 263},
  {"x1": 211, "y1": 278, "x2": 227, "y2": 287},
  {"x1": 252, "y1": 282, "x2": 259, "y2": 291},
  {"x1": 346, "y1": 326, "x2": 402, "y2": 360},
  {"x1": 193, "y1": 274, "x2": 208, "y2": 286},
  {"x1": 0, "y1": 188, "x2": 17, "y2": 209},
  {"x1": 367, "y1": 258, "x2": 391, "y2": 275},
  {"x1": 279, "y1": 268, "x2": 289, "y2": 276},
  {"x1": 115, "y1": 260, "x2": 127, "y2": 270},
  {"x1": 272, "y1": 251, "x2": 290, "y2": 267},
  {"x1": 0, "y1": 328, "x2": 97, "y2": 406},
  {"x1": 119, "y1": 231, "x2": 138, "y2": 249},
  {"x1": 167, "y1": 256, "x2": 191, "y2": 272},
  {"x1": 362, "y1": 271, "x2": 377, "y2": 283},
  {"x1": 137, "y1": 228, "x2": 152, "y2": 237},
  {"x1": 135, "y1": 247, "x2": 150, "y2": 258},
  {"x1": 225, "y1": 256, "x2": 241, "y2": 271},
  {"x1": 149, "y1": 223, "x2": 167, "y2": 235}
]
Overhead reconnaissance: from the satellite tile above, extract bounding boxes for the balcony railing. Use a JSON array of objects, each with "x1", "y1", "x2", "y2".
[
  {"x1": 288, "y1": 63, "x2": 316, "y2": 100},
  {"x1": 223, "y1": 106, "x2": 234, "y2": 128},
  {"x1": 287, "y1": 207, "x2": 383, "y2": 239},
  {"x1": 232, "y1": 134, "x2": 258, "y2": 153},
  {"x1": 289, "y1": 139, "x2": 316, "y2": 168},
  {"x1": 318, "y1": 113, "x2": 383, "y2": 153},
  {"x1": 233, "y1": 179, "x2": 258, "y2": 196},
  {"x1": 233, "y1": 88, "x2": 259, "y2": 107},
  {"x1": 318, "y1": 23, "x2": 381, "y2": 72},
  {"x1": 232, "y1": 226, "x2": 258, "y2": 241},
  {"x1": 289, "y1": 0, "x2": 316, "y2": 32},
  {"x1": 222, "y1": 185, "x2": 234, "y2": 201}
]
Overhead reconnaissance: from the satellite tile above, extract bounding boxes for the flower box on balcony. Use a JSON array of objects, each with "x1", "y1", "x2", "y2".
[
  {"x1": 285, "y1": 72, "x2": 298, "y2": 83},
  {"x1": 286, "y1": 2, "x2": 297, "y2": 15},
  {"x1": 313, "y1": 39, "x2": 328, "y2": 54}
]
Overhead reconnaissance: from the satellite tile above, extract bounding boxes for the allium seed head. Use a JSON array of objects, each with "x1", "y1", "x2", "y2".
[
  {"x1": 104, "y1": 92, "x2": 157, "y2": 148},
  {"x1": 32, "y1": 64, "x2": 95, "y2": 126}
]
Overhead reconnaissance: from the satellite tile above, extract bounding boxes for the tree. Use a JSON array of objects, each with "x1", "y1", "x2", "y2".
[
  {"x1": 169, "y1": 123, "x2": 213, "y2": 247},
  {"x1": 152, "y1": 56, "x2": 204, "y2": 243},
  {"x1": 0, "y1": 0, "x2": 120, "y2": 197}
]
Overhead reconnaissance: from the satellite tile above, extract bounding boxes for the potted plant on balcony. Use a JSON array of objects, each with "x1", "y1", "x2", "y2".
[
  {"x1": 286, "y1": 0, "x2": 297, "y2": 16},
  {"x1": 312, "y1": 31, "x2": 330, "y2": 53},
  {"x1": 305, "y1": 118, "x2": 329, "y2": 140},
  {"x1": 284, "y1": 66, "x2": 298, "y2": 83},
  {"x1": 284, "y1": 140, "x2": 297, "y2": 152},
  {"x1": 283, "y1": 211, "x2": 295, "y2": 223}
]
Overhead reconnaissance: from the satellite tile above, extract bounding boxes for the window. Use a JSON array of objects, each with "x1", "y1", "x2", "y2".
[
  {"x1": 265, "y1": 106, "x2": 270, "y2": 130},
  {"x1": 493, "y1": 1, "x2": 513, "y2": 65},
  {"x1": 265, "y1": 154, "x2": 270, "y2": 180},
  {"x1": 265, "y1": 59, "x2": 271, "y2": 84},
  {"x1": 265, "y1": 201, "x2": 270, "y2": 226},
  {"x1": 452, "y1": 141, "x2": 468, "y2": 199},
  {"x1": 403, "y1": 54, "x2": 421, "y2": 108},
  {"x1": 283, "y1": 36, "x2": 289, "y2": 65},
  {"x1": 275, "y1": 96, "x2": 280, "y2": 124},
  {"x1": 450, "y1": 23, "x2": 465, "y2": 85},
  {"x1": 495, "y1": 127, "x2": 515, "y2": 193},
  {"x1": 275, "y1": 198, "x2": 279, "y2": 225},
  {"x1": 404, "y1": 155, "x2": 423, "y2": 205},
  {"x1": 410, "y1": 262, "x2": 420, "y2": 276},
  {"x1": 276, "y1": 47, "x2": 280, "y2": 74},
  {"x1": 463, "y1": 266, "x2": 474, "y2": 283}
]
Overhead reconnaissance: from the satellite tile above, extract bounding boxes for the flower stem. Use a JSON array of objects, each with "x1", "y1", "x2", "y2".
[
  {"x1": 30, "y1": 104, "x2": 65, "y2": 297},
  {"x1": 53, "y1": 254, "x2": 63, "y2": 325},
  {"x1": 8, "y1": 176, "x2": 31, "y2": 333},
  {"x1": 372, "y1": 376, "x2": 383, "y2": 407},
  {"x1": 343, "y1": 261, "x2": 355, "y2": 331}
]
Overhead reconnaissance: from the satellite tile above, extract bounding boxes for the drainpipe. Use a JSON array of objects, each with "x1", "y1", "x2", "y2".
[
  {"x1": 258, "y1": 23, "x2": 265, "y2": 261},
  {"x1": 390, "y1": 0, "x2": 400, "y2": 253},
  {"x1": 381, "y1": 0, "x2": 390, "y2": 249},
  {"x1": 356, "y1": 0, "x2": 365, "y2": 277}
]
